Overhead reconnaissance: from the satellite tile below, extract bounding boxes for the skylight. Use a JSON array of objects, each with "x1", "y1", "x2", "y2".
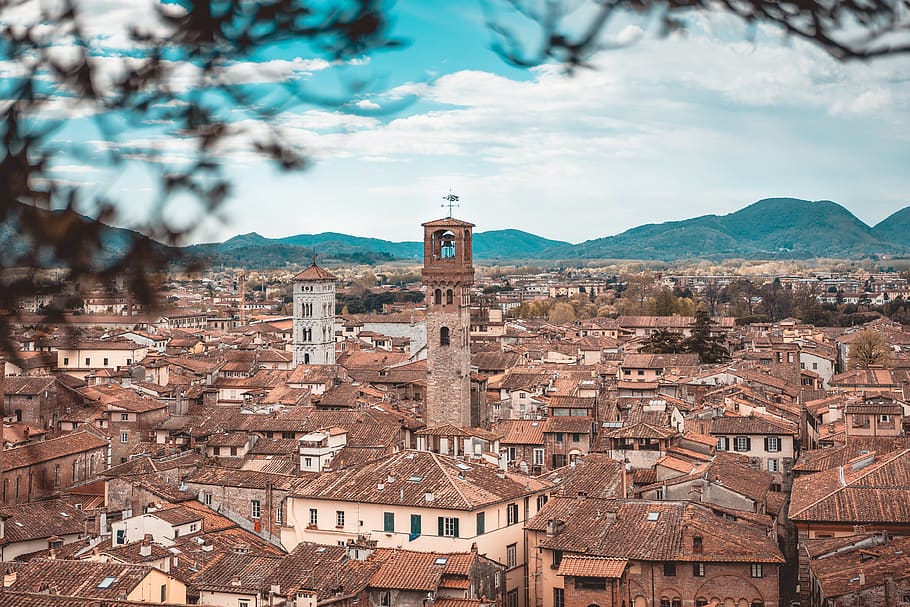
[
  {"x1": 647, "y1": 512, "x2": 660, "y2": 521},
  {"x1": 434, "y1": 557, "x2": 448, "y2": 566},
  {"x1": 455, "y1": 463, "x2": 471, "y2": 471},
  {"x1": 407, "y1": 476, "x2": 423, "y2": 483},
  {"x1": 97, "y1": 576, "x2": 117, "y2": 589},
  {"x1": 316, "y1": 547, "x2": 326, "y2": 553}
]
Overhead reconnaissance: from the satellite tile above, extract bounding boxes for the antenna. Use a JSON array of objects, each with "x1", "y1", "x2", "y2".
[{"x1": 441, "y1": 191, "x2": 460, "y2": 218}]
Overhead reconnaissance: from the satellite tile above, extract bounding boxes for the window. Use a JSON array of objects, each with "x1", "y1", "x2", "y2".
[
  {"x1": 734, "y1": 436, "x2": 751, "y2": 452},
  {"x1": 120, "y1": 432, "x2": 129, "y2": 443},
  {"x1": 696, "y1": 600, "x2": 708, "y2": 607},
  {"x1": 533, "y1": 448, "x2": 545, "y2": 466},
  {"x1": 552, "y1": 550, "x2": 563, "y2": 569},
  {"x1": 230, "y1": 446, "x2": 238, "y2": 456},
  {"x1": 553, "y1": 588, "x2": 565, "y2": 607},
  {"x1": 120, "y1": 413, "x2": 129, "y2": 421},
  {"x1": 768, "y1": 458, "x2": 779, "y2": 472},
  {"x1": 410, "y1": 514, "x2": 421, "y2": 539},
  {"x1": 880, "y1": 414, "x2": 891, "y2": 423},
  {"x1": 336, "y1": 510, "x2": 345, "y2": 528},
  {"x1": 103, "y1": 357, "x2": 109, "y2": 366},
  {"x1": 507, "y1": 543, "x2": 517, "y2": 568},
  {"x1": 476, "y1": 512, "x2": 485, "y2": 535},
  {"x1": 304, "y1": 457, "x2": 312, "y2": 467},
  {"x1": 507, "y1": 447, "x2": 517, "y2": 461},
  {"x1": 85, "y1": 357, "x2": 91, "y2": 366},
  {"x1": 309, "y1": 508, "x2": 318, "y2": 527},
  {"x1": 440, "y1": 326, "x2": 450, "y2": 346},
  {"x1": 555, "y1": 432, "x2": 565, "y2": 443},
  {"x1": 537, "y1": 494, "x2": 548, "y2": 510},
  {"x1": 202, "y1": 492, "x2": 212, "y2": 506},
  {"x1": 750, "y1": 563, "x2": 764, "y2": 578},
  {"x1": 383, "y1": 512, "x2": 394, "y2": 533},
  {"x1": 434, "y1": 289, "x2": 442, "y2": 305},
  {"x1": 160, "y1": 584, "x2": 167, "y2": 602},
  {"x1": 693, "y1": 562, "x2": 705, "y2": 577},
  {"x1": 765, "y1": 436, "x2": 781, "y2": 452},
  {"x1": 693, "y1": 536, "x2": 703, "y2": 553},
  {"x1": 507, "y1": 503, "x2": 519, "y2": 525},
  {"x1": 852, "y1": 414, "x2": 871, "y2": 428},
  {"x1": 63, "y1": 357, "x2": 69, "y2": 366},
  {"x1": 379, "y1": 591, "x2": 391, "y2": 606},
  {"x1": 251, "y1": 499, "x2": 261, "y2": 519},
  {"x1": 572, "y1": 433, "x2": 581, "y2": 443},
  {"x1": 116, "y1": 529, "x2": 125, "y2": 544},
  {"x1": 716, "y1": 436, "x2": 727, "y2": 451},
  {"x1": 507, "y1": 590, "x2": 519, "y2": 607},
  {"x1": 446, "y1": 289, "x2": 453, "y2": 305},
  {"x1": 438, "y1": 516, "x2": 459, "y2": 537},
  {"x1": 276, "y1": 503, "x2": 282, "y2": 525},
  {"x1": 239, "y1": 600, "x2": 250, "y2": 607},
  {"x1": 663, "y1": 562, "x2": 676, "y2": 577}
]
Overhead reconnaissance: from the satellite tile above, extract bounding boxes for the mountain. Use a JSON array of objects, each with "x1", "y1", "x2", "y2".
[
  {"x1": 183, "y1": 228, "x2": 571, "y2": 268},
  {"x1": 543, "y1": 198, "x2": 900, "y2": 261},
  {"x1": 872, "y1": 206, "x2": 910, "y2": 245}
]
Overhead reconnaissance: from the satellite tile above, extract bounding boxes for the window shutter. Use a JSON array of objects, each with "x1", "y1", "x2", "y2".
[
  {"x1": 745, "y1": 437, "x2": 751, "y2": 451},
  {"x1": 724, "y1": 437, "x2": 730, "y2": 451},
  {"x1": 453, "y1": 518, "x2": 459, "y2": 538},
  {"x1": 764, "y1": 437, "x2": 770, "y2": 452},
  {"x1": 438, "y1": 517, "x2": 444, "y2": 536}
]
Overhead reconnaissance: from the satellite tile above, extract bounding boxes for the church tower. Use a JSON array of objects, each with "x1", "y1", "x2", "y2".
[
  {"x1": 292, "y1": 261, "x2": 336, "y2": 366},
  {"x1": 422, "y1": 214, "x2": 475, "y2": 427}
]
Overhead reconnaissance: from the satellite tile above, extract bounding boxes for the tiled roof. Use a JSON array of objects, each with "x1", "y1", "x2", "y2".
[
  {"x1": 369, "y1": 549, "x2": 476, "y2": 591},
  {"x1": 493, "y1": 420, "x2": 545, "y2": 445},
  {"x1": 601, "y1": 421, "x2": 677, "y2": 440},
  {"x1": 557, "y1": 555, "x2": 627, "y2": 578},
  {"x1": 810, "y1": 534, "x2": 910, "y2": 599},
  {"x1": 710, "y1": 414, "x2": 797, "y2": 436},
  {"x1": 5, "y1": 559, "x2": 157, "y2": 599},
  {"x1": 530, "y1": 497, "x2": 783, "y2": 564},
  {"x1": 0, "y1": 593, "x2": 188, "y2": 607},
  {"x1": 292, "y1": 263, "x2": 336, "y2": 281},
  {"x1": 789, "y1": 448, "x2": 910, "y2": 524},
  {"x1": 541, "y1": 453, "x2": 625, "y2": 499},
  {"x1": 794, "y1": 437, "x2": 910, "y2": 473},
  {"x1": 265, "y1": 542, "x2": 374, "y2": 600},
  {"x1": 0, "y1": 500, "x2": 86, "y2": 544},
  {"x1": 185, "y1": 467, "x2": 296, "y2": 490},
  {"x1": 291, "y1": 450, "x2": 551, "y2": 510},
  {"x1": 2, "y1": 376, "x2": 55, "y2": 395},
  {"x1": 2, "y1": 431, "x2": 108, "y2": 472}
]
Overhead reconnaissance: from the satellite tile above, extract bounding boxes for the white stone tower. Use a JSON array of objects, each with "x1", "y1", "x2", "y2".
[
  {"x1": 422, "y1": 214, "x2": 475, "y2": 427},
  {"x1": 292, "y1": 261, "x2": 336, "y2": 366}
]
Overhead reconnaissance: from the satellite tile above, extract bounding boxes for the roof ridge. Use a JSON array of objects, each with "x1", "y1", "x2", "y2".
[{"x1": 430, "y1": 452, "x2": 472, "y2": 509}]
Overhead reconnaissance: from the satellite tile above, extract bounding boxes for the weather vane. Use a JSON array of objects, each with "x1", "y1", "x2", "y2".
[{"x1": 442, "y1": 190, "x2": 460, "y2": 218}]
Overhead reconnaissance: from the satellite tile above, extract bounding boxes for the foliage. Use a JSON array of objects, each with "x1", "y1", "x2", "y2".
[
  {"x1": 640, "y1": 329, "x2": 683, "y2": 354},
  {"x1": 548, "y1": 302, "x2": 577, "y2": 324},
  {"x1": 847, "y1": 330, "x2": 892, "y2": 370},
  {"x1": 681, "y1": 308, "x2": 728, "y2": 363}
]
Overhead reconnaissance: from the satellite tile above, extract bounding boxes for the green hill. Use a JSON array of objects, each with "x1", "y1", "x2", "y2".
[{"x1": 872, "y1": 206, "x2": 910, "y2": 245}]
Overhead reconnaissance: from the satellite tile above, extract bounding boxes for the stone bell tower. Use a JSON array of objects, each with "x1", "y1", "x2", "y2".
[
  {"x1": 422, "y1": 212, "x2": 475, "y2": 428},
  {"x1": 292, "y1": 260, "x2": 337, "y2": 366}
]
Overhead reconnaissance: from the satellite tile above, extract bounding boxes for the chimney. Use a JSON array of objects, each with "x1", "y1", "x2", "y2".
[
  {"x1": 231, "y1": 576, "x2": 242, "y2": 587},
  {"x1": 424, "y1": 491, "x2": 434, "y2": 503},
  {"x1": 140, "y1": 534, "x2": 153, "y2": 557}
]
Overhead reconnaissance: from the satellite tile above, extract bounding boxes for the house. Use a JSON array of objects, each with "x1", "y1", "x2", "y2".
[
  {"x1": 526, "y1": 497, "x2": 784, "y2": 607},
  {"x1": 710, "y1": 414, "x2": 799, "y2": 491},
  {"x1": 843, "y1": 398, "x2": 904, "y2": 438},
  {"x1": 0, "y1": 430, "x2": 109, "y2": 505},
  {"x1": 282, "y1": 449, "x2": 552, "y2": 606},
  {"x1": 55, "y1": 339, "x2": 148, "y2": 379},
  {"x1": 0, "y1": 499, "x2": 88, "y2": 561},
  {"x1": 2, "y1": 376, "x2": 58, "y2": 429},
  {"x1": 3, "y1": 558, "x2": 187, "y2": 604},
  {"x1": 620, "y1": 354, "x2": 701, "y2": 383},
  {"x1": 596, "y1": 422, "x2": 678, "y2": 469}
]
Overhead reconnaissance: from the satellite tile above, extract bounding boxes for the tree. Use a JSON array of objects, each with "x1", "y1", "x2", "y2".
[
  {"x1": 847, "y1": 330, "x2": 891, "y2": 370},
  {"x1": 640, "y1": 329, "x2": 683, "y2": 354},
  {"x1": 548, "y1": 302, "x2": 577, "y2": 325},
  {"x1": 681, "y1": 307, "x2": 728, "y2": 364}
]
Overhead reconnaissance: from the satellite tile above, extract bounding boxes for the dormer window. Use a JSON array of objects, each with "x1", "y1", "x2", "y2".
[{"x1": 693, "y1": 536, "x2": 703, "y2": 553}]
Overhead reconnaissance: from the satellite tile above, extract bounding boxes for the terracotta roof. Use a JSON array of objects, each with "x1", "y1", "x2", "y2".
[
  {"x1": 809, "y1": 534, "x2": 910, "y2": 600},
  {"x1": 557, "y1": 555, "x2": 627, "y2": 578},
  {"x1": 0, "y1": 500, "x2": 86, "y2": 545},
  {"x1": 422, "y1": 217, "x2": 475, "y2": 228},
  {"x1": 2, "y1": 430, "x2": 108, "y2": 472},
  {"x1": 541, "y1": 454, "x2": 625, "y2": 499},
  {"x1": 264, "y1": 542, "x2": 374, "y2": 600},
  {"x1": 494, "y1": 419, "x2": 545, "y2": 445},
  {"x1": 292, "y1": 262, "x2": 336, "y2": 281},
  {"x1": 789, "y1": 448, "x2": 910, "y2": 524},
  {"x1": 710, "y1": 414, "x2": 798, "y2": 436},
  {"x1": 291, "y1": 450, "x2": 551, "y2": 510},
  {"x1": 369, "y1": 549, "x2": 476, "y2": 591},
  {"x1": 5, "y1": 559, "x2": 159, "y2": 599}
]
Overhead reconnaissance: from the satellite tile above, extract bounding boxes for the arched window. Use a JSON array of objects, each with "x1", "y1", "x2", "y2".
[
  {"x1": 434, "y1": 289, "x2": 442, "y2": 305},
  {"x1": 446, "y1": 289, "x2": 453, "y2": 305},
  {"x1": 440, "y1": 231, "x2": 456, "y2": 258},
  {"x1": 440, "y1": 327, "x2": 450, "y2": 346},
  {"x1": 750, "y1": 601, "x2": 764, "y2": 607}
]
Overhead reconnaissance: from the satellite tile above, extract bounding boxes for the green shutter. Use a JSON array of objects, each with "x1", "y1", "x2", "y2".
[
  {"x1": 438, "y1": 516, "x2": 445, "y2": 536},
  {"x1": 453, "y1": 518, "x2": 459, "y2": 538},
  {"x1": 383, "y1": 512, "x2": 394, "y2": 532},
  {"x1": 476, "y1": 512, "x2": 485, "y2": 535},
  {"x1": 410, "y1": 514, "x2": 421, "y2": 537}
]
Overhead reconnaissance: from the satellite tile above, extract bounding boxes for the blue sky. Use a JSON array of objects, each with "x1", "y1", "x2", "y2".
[{"x1": 6, "y1": 0, "x2": 910, "y2": 244}]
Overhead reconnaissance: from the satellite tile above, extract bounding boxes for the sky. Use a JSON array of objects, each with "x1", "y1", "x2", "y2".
[{"x1": 4, "y1": 0, "x2": 910, "y2": 245}]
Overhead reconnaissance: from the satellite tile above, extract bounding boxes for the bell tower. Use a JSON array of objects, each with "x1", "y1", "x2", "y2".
[{"x1": 422, "y1": 210, "x2": 475, "y2": 428}]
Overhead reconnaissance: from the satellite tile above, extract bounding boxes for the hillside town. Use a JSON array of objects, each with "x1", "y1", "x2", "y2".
[{"x1": 3, "y1": 214, "x2": 910, "y2": 607}]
